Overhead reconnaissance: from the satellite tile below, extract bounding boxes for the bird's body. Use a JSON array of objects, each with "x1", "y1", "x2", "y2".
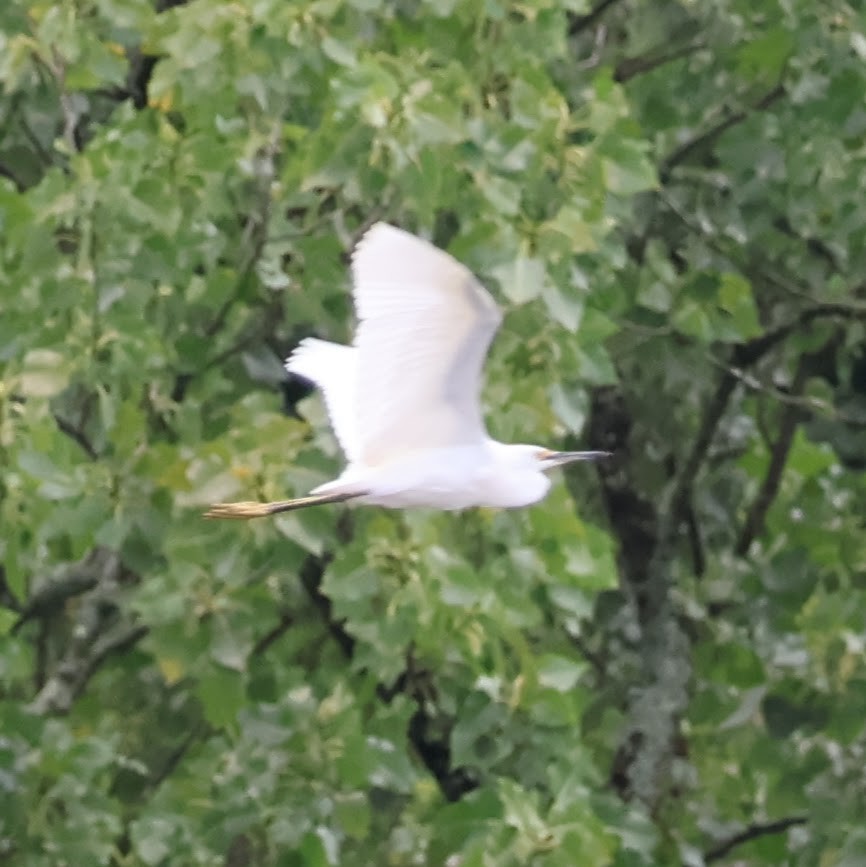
[
  {"x1": 206, "y1": 223, "x2": 607, "y2": 520},
  {"x1": 311, "y1": 441, "x2": 554, "y2": 510}
]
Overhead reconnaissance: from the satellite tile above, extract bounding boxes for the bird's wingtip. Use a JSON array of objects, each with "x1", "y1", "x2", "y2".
[{"x1": 355, "y1": 221, "x2": 406, "y2": 249}]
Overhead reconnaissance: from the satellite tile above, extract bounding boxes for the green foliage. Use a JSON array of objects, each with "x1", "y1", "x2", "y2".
[{"x1": 2, "y1": 0, "x2": 866, "y2": 865}]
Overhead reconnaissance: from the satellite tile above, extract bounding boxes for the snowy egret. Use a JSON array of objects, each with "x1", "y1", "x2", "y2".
[{"x1": 205, "y1": 223, "x2": 608, "y2": 519}]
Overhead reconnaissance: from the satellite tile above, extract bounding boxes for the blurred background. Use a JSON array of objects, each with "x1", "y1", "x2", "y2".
[{"x1": 2, "y1": 0, "x2": 865, "y2": 864}]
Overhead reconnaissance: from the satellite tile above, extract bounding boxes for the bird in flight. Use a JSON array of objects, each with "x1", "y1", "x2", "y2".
[{"x1": 205, "y1": 223, "x2": 608, "y2": 519}]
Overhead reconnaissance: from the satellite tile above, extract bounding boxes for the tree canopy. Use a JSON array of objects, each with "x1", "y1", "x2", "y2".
[{"x1": 2, "y1": 0, "x2": 866, "y2": 864}]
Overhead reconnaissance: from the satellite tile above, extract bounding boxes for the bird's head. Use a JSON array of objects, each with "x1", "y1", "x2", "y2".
[
  {"x1": 533, "y1": 446, "x2": 611, "y2": 472},
  {"x1": 495, "y1": 443, "x2": 611, "y2": 473},
  {"x1": 480, "y1": 442, "x2": 611, "y2": 508}
]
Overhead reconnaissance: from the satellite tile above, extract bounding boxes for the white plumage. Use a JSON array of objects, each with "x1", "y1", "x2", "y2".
[
  {"x1": 288, "y1": 223, "x2": 501, "y2": 466},
  {"x1": 205, "y1": 223, "x2": 608, "y2": 520},
  {"x1": 283, "y1": 337, "x2": 359, "y2": 462}
]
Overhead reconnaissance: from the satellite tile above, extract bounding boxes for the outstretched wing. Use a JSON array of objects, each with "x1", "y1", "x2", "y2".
[{"x1": 350, "y1": 223, "x2": 503, "y2": 466}]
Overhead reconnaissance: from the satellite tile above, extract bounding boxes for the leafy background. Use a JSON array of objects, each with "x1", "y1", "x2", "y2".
[{"x1": 2, "y1": 0, "x2": 866, "y2": 864}]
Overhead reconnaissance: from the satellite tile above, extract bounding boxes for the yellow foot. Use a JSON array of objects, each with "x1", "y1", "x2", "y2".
[{"x1": 203, "y1": 501, "x2": 274, "y2": 519}]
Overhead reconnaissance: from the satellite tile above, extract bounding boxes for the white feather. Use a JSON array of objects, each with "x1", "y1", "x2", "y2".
[
  {"x1": 285, "y1": 338, "x2": 359, "y2": 462},
  {"x1": 349, "y1": 223, "x2": 502, "y2": 466}
]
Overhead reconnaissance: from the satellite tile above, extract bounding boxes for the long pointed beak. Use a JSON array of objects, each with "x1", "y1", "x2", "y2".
[{"x1": 542, "y1": 450, "x2": 612, "y2": 468}]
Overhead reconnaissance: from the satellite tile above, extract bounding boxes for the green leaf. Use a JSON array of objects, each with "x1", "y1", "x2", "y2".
[
  {"x1": 737, "y1": 28, "x2": 794, "y2": 82},
  {"x1": 478, "y1": 173, "x2": 522, "y2": 217},
  {"x1": 492, "y1": 255, "x2": 545, "y2": 304},
  {"x1": 717, "y1": 272, "x2": 761, "y2": 338},
  {"x1": 333, "y1": 791, "x2": 371, "y2": 840},
  {"x1": 549, "y1": 382, "x2": 588, "y2": 433},
  {"x1": 131, "y1": 816, "x2": 176, "y2": 866},
  {"x1": 599, "y1": 137, "x2": 657, "y2": 196},
  {"x1": 537, "y1": 654, "x2": 586, "y2": 692},
  {"x1": 196, "y1": 666, "x2": 246, "y2": 728},
  {"x1": 17, "y1": 349, "x2": 69, "y2": 397}
]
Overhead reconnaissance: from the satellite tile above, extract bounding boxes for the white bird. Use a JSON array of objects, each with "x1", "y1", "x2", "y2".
[{"x1": 205, "y1": 223, "x2": 608, "y2": 519}]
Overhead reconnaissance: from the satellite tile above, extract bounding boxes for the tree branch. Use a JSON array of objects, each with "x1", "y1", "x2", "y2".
[
  {"x1": 614, "y1": 40, "x2": 704, "y2": 83},
  {"x1": 0, "y1": 161, "x2": 24, "y2": 191},
  {"x1": 30, "y1": 46, "x2": 82, "y2": 153},
  {"x1": 204, "y1": 131, "x2": 280, "y2": 341},
  {"x1": 658, "y1": 367, "x2": 740, "y2": 551},
  {"x1": 587, "y1": 387, "x2": 658, "y2": 586},
  {"x1": 568, "y1": 0, "x2": 624, "y2": 35},
  {"x1": 734, "y1": 357, "x2": 809, "y2": 556},
  {"x1": 607, "y1": 296, "x2": 863, "y2": 804},
  {"x1": 171, "y1": 132, "x2": 281, "y2": 404},
  {"x1": 660, "y1": 83, "x2": 785, "y2": 181},
  {"x1": 297, "y1": 550, "x2": 477, "y2": 801},
  {"x1": 0, "y1": 565, "x2": 22, "y2": 613},
  {"x1": 148, "y1": 721, "x2": 210, "y2": 791},
  {"x1": 684, "y1": 497, "x2": 706, "y2": 577},
  {"x1": 704, "y1": 815, "x2": 807, "y2": 863},
  {"x1": 732, "y1": 299, "x2": 866, "y2": 368},
  {"x1": 251, "y1": 611, "x2": 295, "y2": 657},
  {"x1": 81, "y1": 622, "x2": 149, "y2": 685},
  {"x1": 645, "y1": 302, "x2": 854, "y2": 567},
  {"x1": 13, "y1": 94, "x2": 54, "y2": 168},
  {"x1": 657, "y1": 186, "x2": 864, "y2": 308},
  {"x1": 12, "y1": 547, "x2": 114, "y2": 634},
  {"x1": 298, "y1": 552, "x2": 355, "y2": 657},
  {"x1": 735, "y1": 330, "x2": 844, "y2": 555},
  {"x1": 27, "y1": 551, "x2": 144, "y2": 715},
  {"x1": 53, "y1": 411, "x2": 98, "y2": 460}
]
